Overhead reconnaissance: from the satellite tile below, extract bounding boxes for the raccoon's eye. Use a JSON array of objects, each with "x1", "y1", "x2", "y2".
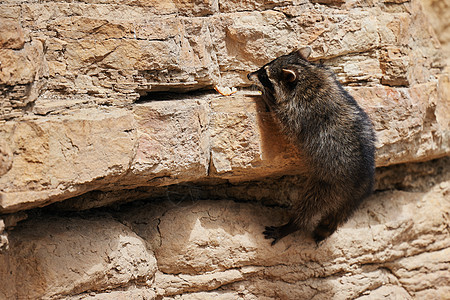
[{"x1": 258, "y1": 67, "x2": 274, "y2": 92}]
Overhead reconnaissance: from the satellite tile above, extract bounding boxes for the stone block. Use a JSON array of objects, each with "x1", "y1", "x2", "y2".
[
  {"x1": 0, "y1": 109, "x2": 136, "y2": 213},
  {"x1": 0, "y1": 216, "x2": 157, "y2": 299}
]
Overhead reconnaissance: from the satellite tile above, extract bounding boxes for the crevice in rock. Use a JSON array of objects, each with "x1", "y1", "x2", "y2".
[
  {"x1": 135, "y1": 89, "x2": 215, "y2": 103},
  {"x1": 375, "y1": 156, "x2": 450, "y2": 192},
  {"x1": 1, "y1": 156, "x2": 447, "y2": 229},
  {"x1": 64, "y1": 282, "x2": 155, "y2": 300},
  {"x1": 378, "y1": 265, "x2": 413, "y2": 297}
]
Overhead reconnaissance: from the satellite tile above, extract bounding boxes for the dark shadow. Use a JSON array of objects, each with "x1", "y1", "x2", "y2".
[
  {"x1": 136, "y1": 89, "x2": 214, "y2": 103},
  {"x1": 250, "y1": 94, "x2": 307, "y2": 174}
]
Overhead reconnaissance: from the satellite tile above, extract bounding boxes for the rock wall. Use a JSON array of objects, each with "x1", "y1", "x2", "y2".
[
  {"x1": 0, "y1": 0, "x2": 449, "y2": 299},
  {"x1": 1, "y1": 175, "x2": 450, "y2": 299},
  {"x1": 1, "y1": 0, "x2": 449, "y2": 214}
]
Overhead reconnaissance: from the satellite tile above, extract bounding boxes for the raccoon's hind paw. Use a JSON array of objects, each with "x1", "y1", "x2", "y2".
[
  {"x1": 312, "y1": 215, "x2": 339, "y2": 245},
  {"x1": 263, "y1": 226, "x2": 282, "y2": 246},
  {"x1": 312, "y1": 232, "x2": 327, "y2": 246},
  {"x1": 263, "y1": 221, "x2": 298, "y2": 246}
]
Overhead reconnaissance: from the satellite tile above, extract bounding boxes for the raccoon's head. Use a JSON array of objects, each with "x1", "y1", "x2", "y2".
[{"x1": 247, "y1": 47, "x2": 313, "y2": 106}]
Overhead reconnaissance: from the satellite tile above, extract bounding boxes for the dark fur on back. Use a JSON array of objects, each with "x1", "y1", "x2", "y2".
[{"x1": 248, "y1": 48, "x2": 376, "y2": 245}]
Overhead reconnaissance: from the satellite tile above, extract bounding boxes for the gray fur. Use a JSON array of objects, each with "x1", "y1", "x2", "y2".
[{"x1": 248, "y1": 48, "x2": 376, "y2": 245}]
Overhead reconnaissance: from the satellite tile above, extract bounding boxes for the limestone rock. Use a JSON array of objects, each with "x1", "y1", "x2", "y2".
[
  {"x1": 422, "y1": 0, "x2": 450, "y2": 68},
  {"x1": 1, "y1": 180, "x2": 448, "y2": 299},
  {"x1": 0, "y1": 216, "x2": 157, "y2": 300},
  {"x1": 0, "y1": 0, "x2": 448, "y2": 213},
  {"x1": 0, "y1": 0, "x2": 449, "y2": 297},
  {"x1": 130, "y1": 99, "x2": 210, "y2": 185},
  {"x1": 0, "y1": 0, "x2": 442, "y2": 102},
  {"x1": 0, "y1": 19, "x2": 48, "y2": 120},
  {"x1": 121, "y1": 181, "x2": 450, "y2": 299},
  {"x1": 0, "y1": 108, "x2": 136, "y2": 213},
  {"x1": 0, "y1": 19, "x2": 24, "y2": 49},
  {"x1": 0, "y1": 139, "x2": 12, "y2": 177},
  {"x1": 1, "y1": 86, "x2": 449, "y2": 212},
  {"x1": 350, "y1": 80, "x2": 450, "y2": 166},
  {"x1": 208, "y1": 95, "x2": 305, "y2": 181},
  {"x1": 68, "y1": 287, "x2": 156, "y2": 300}
]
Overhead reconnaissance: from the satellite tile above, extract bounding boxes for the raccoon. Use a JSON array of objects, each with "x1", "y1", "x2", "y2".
[{"x1": 247, "y1": 47, "x2": 376, "y2": 245}]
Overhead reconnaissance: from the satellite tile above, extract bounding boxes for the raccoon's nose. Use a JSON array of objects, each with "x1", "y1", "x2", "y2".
[{"x1": 247, "y1": 73, "x2": 251, "y2": 80}]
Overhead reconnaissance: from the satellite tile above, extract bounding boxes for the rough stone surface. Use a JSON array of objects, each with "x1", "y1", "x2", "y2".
[
  {"x1": 422, "y1": 0, "x2": 450, "y2": 69},
  {"x1": 0, "y1": 18, "x2": 48, "y2": 120},
  {"x1": 0, "y1": 19, "x2": 24, "y2": 50},
  {"x1": 0, "y1": 108, "x2": 137, "y2": 212},
  {"x1": 0, "y1": 0, "x2": 449, "y2": 298},
  {"x1": 0, "y1": 216, "x2": 157, "y2": 300},
  {"x1": 0, "y1": 0, "x2": 449, "y2": 213},
  {"x1": 1, "y1": 87, "x2": 449, "y2": 212},
  {"x1": 0, "y1": 178, "x2": 448, "y2": 299}
]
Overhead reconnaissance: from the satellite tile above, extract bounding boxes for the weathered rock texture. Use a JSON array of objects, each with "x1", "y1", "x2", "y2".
[
  {"x1": 1, "y1": 173, "x2": 449, "y2": 299},
  {"x1": 0, "y1": 0, "x2": 449, "y2": 298},
  {"x1": 1, "y1": 0, "x2": 449, "y2": 213}
]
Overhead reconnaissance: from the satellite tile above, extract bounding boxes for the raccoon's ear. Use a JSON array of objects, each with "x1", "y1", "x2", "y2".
[
  {"x1": 282, "y1": 68, "x2": 297, "y2": 83},
  {"x1": 297, "y1": 46, "x2": 312, "y2": 60}
]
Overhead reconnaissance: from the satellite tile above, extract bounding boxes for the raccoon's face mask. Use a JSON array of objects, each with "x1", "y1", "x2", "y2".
[
  {"x1": 247, "y1": 47, "x2": 312, "y2": 107},
  {"x1": 247, "y1": 65, "x2": 277, "y2": 107}
]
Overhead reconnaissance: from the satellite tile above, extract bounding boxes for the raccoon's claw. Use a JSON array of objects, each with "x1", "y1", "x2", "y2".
[
  {"x1": 313, "y1": 235, "x2": 326, "y2": 248},
  {"x1": 263, "y1": 226, "x2": 282, "y2": 246},
  {"x1": 263, "y1": 221, "x2": 299, "y2": 246},
  {"x1": 312, "y1": 232, "x2": 327, "y2": 245}
]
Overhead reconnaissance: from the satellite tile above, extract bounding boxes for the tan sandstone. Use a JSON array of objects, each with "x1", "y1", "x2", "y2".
[
  {"x1": 0, "y1": 0, "x2": 449, "y2": 298},
  {"x1": 0, "y1": 180, "x2": 448, "y2": 299}
]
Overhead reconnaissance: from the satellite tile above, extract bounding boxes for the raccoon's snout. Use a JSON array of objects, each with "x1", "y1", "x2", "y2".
[{"x1": 247, "y1": 72, "x2": 256, "y2": 82}]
